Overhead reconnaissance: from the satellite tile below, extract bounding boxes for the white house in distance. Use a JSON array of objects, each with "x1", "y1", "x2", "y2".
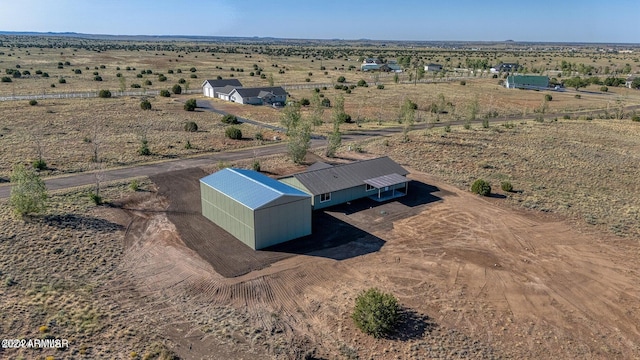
[
  {"x1": 202, "y1": 79, "x2": 243, "y2": 98},
  {"x1": 229, "y1": 87, "x2": 287, "y2": 105},
  {"x1": 424, "y1": 63, "x2": 443, "y2": 72}
]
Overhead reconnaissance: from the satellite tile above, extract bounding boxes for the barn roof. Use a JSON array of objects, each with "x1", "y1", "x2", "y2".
[
  {"x1": 202, "y1": 79, "x2": 243, "y2": 88},
  {"x1": 200, "y1": 168, "x2": 310, "y2": 210},
  {"x1": 283, "y1": 157, "x2": 409, "y2": 195}
]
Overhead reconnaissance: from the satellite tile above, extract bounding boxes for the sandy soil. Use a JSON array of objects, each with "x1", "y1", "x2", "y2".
[{"x1": 108, "y1": 165, "x2": 640, "y2": 359}]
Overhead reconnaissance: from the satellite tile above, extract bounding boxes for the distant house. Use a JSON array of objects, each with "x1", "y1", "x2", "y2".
[
  {"x1": 361, "y1": 58, "x2": 383, "y2": 71},
  {"x1": 279, "y1": 157, "x2": 410, "y2": 210},
  {"x1": 425, "y1": 63, "x2": 443, "y2": 72},
  {"x1": 229, "y1": 86, "x2": 287, "y2": 105},
  {"x1": 202, "y1": 79, "x2": 243, "y2": 98},
  {"x1": 505, "y1": 75, "x2": 549, "y2": 90},
  {"x1": 491, "y1": 63, "x2": 520, "y2": 73}
]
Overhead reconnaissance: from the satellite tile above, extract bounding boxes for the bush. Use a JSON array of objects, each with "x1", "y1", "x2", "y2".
[
  {"x1": 299, "y1": 98, "x2": 310, "y2": 106},
  {"x1": 377, "y1": 84, "x2": 385, "y2": 89},
  {"x1": 352, "y1": 288, "x2": 399, "y2": 338},
  {"x1": 32, "y1": 158, "x2": 47, "y2": 171},
  {"x1": 563, "y1": 114, "x2": 571, "y2": 120},
  {"x1": 221, "y1": 114, "x2": 239, "y2": 124},
  {"x1": 600, "y1": 86, "x2": 608, "y2": 92},
  {"x1": 357, "y1": 79, "x2": 367, "y2": 87},
  {"x1": 501, "y1": 181, "x2": 513, "y2": 192},
  {"x1": 460, "y1": 80, "x2": 466, "y2": 85},
  {"x1": 184, "y1": 98, "x2": 197, "y2": 111},
  {"x1": 1, "y1": 76, "x2": 12, "y2": 82},
  {"x1": 98, "y1": 90, "x2": 111, "y2": 98},
  {"x1": 129, "y1": 179, "x2": 140, "y2": 191},
  {"x1": 471, "y1": 179, "x2": 491, "y2": 196},
  {"x1": 178, "y1": 78, "x2": 186, "y2": 84},
  {"x1": 74, "y1": 69, "x2": 82, "y2": 74},
  {"x1": 138, "y1": 139, "x2": 151, "y2": 156},
  {"x1": 184, "y1": 121, "x2": 198, "y2": 132},
  {"x1": 632, "y1": 115, "x2": 640, "y2": 122},
  {"x1": 89, "y1": 193, "x2": 103, "y2": 205},
  {"x1": 252, "y1": 160, "x2": 261, "y2": 172},
  {"x1": 58, "y1": 78, "x2": 66, "y2": 84},
  {"x1": 140, "y1": 99, "x2": 152, "y2": 110},
  {"x1": 94, "y1": 76, "x2": 103, "y2": 81},
  {"x1": 575, "y1": 94, "x2": 581, "y2": 99},
  {"x1": 29, "y1": 99, "x2": 37, "y2": 106},
  {"x1": 337, "y1": 76, "x2": 346, "y2": 83},
  {"x1": 321, "y1": 98, "x2": 331, "y2": 107},
  {"x1": 544, "y1": 94, "x2": 552, "y2": 101},
  {"x1": 131, "y1": 83, "x2": 141, "y2": 88},
  {"x1": 158, "y1": 74, "x2": 167, "y2": 82},
  {"x1": 190, "y1": 74, "x2": 198, "y2": 78},
  {"x1": 255, "y1": 132, "x2": 264, "y2": 141},
  {"x1": 144, "y1": 80, "x2": 152, "y2": 86},
  {"x1": 172, "y1": 84, "x2": 182, "y2": 94},
  {"x1": 225, "y1": 126, "x2": 242, "y2": 140},
  {"x1": 160, "y1": 89, "x2": 171, "y2": 97},
  {"x1": 10, "y1": 164, "x2": 48, "y2": 216},
  {"x1": 189, "y1": 67, "x2": 197, "y2": 72}
]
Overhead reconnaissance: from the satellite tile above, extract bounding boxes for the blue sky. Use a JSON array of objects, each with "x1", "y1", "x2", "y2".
[{"x1": 1, "y1": 0, "x2": 638, "y2": 43}]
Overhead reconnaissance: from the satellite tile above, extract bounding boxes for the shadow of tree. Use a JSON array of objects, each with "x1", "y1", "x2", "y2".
[
  {"x1": 386, "y1": 308, "x2": 438, "y2": 341},
  {"x1": 37, "y1": 213, "x2": 124, "y2": 233}
]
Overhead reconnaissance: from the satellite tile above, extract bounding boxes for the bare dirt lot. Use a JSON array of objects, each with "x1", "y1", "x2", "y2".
[{"x1": 113, "y1": 165, "x2": 640, "y2": 359}]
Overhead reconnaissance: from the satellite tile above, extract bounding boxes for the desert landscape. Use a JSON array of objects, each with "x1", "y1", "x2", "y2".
[{"x1": 1, "y1": 33, "x2": 640, "y2": 360}]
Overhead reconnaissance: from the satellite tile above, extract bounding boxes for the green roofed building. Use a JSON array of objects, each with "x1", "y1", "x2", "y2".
[
  {"x1": 505, "y1": 75, "x2": 549, "y2": 89},
  {"x1": 200, "y1": 168, "x2": 311, "y2": 250}
]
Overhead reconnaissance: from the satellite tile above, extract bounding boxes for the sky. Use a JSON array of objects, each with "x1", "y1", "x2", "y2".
[{"x1": 1, "y1": 0, "x2": 639, "y2": 43}]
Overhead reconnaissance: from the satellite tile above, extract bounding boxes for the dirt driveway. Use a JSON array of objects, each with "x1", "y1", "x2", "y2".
[{"x1": 117, "y1": 167, "x2": 640, "y2": 359}]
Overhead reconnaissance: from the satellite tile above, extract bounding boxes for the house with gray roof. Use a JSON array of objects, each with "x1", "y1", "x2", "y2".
[
  {"x1": 202, "y1": 79, "x2": 243, "y2": 98},
  {"x1": 229, "y1": 86, "x2": 287, "y2": 105},
  {"x1": 279, "y1": 157, "x2": 410, "y2": 210}
]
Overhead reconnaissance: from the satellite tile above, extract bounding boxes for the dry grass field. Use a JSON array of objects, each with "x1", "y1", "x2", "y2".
[{"x1": 2, "y1": 36, "x2": 640, "y2": 359}]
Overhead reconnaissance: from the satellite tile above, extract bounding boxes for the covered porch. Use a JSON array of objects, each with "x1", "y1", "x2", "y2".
[{"x1": 364, "y1": 173, "x2": 409, "y2": 202}]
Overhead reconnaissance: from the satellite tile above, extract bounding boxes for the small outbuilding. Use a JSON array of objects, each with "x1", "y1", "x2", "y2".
[
  {"x1": 200, "y1": 168, "x2": 312, "y2": 250},
  {"x1": 505, "y1": 75, "x2": 549, "y2": 90},
  {"x1": 202, "y1": 79, "x2": 243, "y2": 98}
]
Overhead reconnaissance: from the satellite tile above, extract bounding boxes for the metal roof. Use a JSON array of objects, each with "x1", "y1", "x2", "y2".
[
  {"x1": 364, "y1": 173, "x2": 408, "y2": 189},
  {"x1": 284, "y1": 157, "x2": 409, "y2": 195},
  {"x1": 233, "y1": 86, "x2": 287, "y2": 98},
  {"x1": 200, "y1": 168, "x2": 310, "y2": 210},
  {"x1": 307, "y1": 161, "x2": 334, "y2": 171},
  {"x1": 203, "y1": 79, "x2": 243, "y2": 88}
]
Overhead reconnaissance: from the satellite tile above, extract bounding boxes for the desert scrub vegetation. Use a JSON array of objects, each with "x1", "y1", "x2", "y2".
[
  {"x1": 352, "y1": 288, "x2": 400, "y2": 338},
  {"x1": 362, "y1": 119, "x2": 640, "y2": 238},
  {"x1": 9, "y1": 164, "x2": 48, "y2": 216},
  {"x1": 471, "y1": 179, "x2": 492, "y2": 196}
]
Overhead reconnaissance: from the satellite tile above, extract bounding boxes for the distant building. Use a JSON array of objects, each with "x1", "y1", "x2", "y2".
[
  {"x1": 424, "y1": 63, "x2": 443, "y2": 72},
  {"x1": 491, "y1": 63, "x2": 520, "y2": 73},
  {"x1": 229, "y1": 86, "x2": 287, "y2": 105},
  {"x1": 202, "y1": 79, "x2": 243, "y2": 98},
  {"x1": 505, "y1": 75, "x2": 549, "y2": 90},
  {"x1": 361, "y1": 58, "x2": 383, "y2": 71}
]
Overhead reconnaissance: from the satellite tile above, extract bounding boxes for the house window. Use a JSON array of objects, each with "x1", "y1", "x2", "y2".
[
  {"x1": 320, "y1": 193, "x2": 331, "y2": 202},
  {"x1": 366, "y1": 184, "x2": 376, "y2": 191}
]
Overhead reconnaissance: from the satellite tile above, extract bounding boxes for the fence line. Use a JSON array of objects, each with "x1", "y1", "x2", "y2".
[{"x1": 0, "y1": 88, "x2": 201, "y2": 102}]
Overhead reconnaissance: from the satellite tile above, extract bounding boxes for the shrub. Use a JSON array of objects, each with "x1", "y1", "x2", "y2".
[
  {"x1": 32, "y1": 158, "x2": 47, "y2": 171},
  {"x1": 501, "y1": 181, "x2": 513, "y2": 192},
  {"x1": 159, "y1": 89, "x2": 171, "y2": 97},
  {"x1": 138, "y1": 139, "x2": 151, "y2": 156},
  {"x1": 42, "y1": 72, "x2": 49, "y2": 78},
  {"x1": 98, "y1": 90, "x2": 111, "y2": 98},
  {"x1": 460, "y1": 80, "x2": 466, "y2": 85},
  {"x1": 129, "y1": 179, "x2": 140, "y2": 191},
  {"x1": 321, "y1": 98, "x2": 331, "y2": 107},
  {"x1": 158, "y1": 74, "x2": 167, "y2": 82},
  {"x1": 221, "y1": 114, "x2": 239, "y2": 124},
  {"x1": 184, "y1": 98, "x2": 197, "y2": 111},
  {"x1": 600, "y1": 86, "x2": 608, "y2": 92},
  {"x1": 544, "y1": 94, "x2": 552, "y2": 101},
  {"x1": 94, "y1": 76, "x2": 103, "y2": 81},
  {"x1": 58, "y1": 78, "x2": 66, "y2": 84},
  {"x1": 136, "y1": 74, "x2": 143, "y2": 78},
  {"x1": 140, "y1": 99, "x2": 152, "y2": 110},
  {"x1": 299, "y1": 98, "x2": 310, "y2": 106},
  {"x1": 131, "y1": 83, "x2": 141, "y2": 88},
  {"x1": 352, "y1": 288, "x2": 399, "y2": 338},
  {"x1": 168, "y1": 69, "x2": 174, "y2": 74},
  {"x1": 575, "y1": 94, "x2": 581, "y2": 99},
  {"x1": 29, "y1": 99, "x2": 38, "y2": 106},
  {"x1": 10, "y1": 164, "x2": 48, "y2": 216},
  {"x1": 172, "y1": 84, "x2": 182, "y2": 94},
  {"x1": 471, "y1": 179, "x2": 491, "y2": 196},
  {"x1": 1, "y1": 76, "x2": 12, "y2": 82},
  {"x1": 225, "y1": 126, "x2": 242, "y2": 140},
  {"x1": 178, "y1": 78, "x2": 186, "y2": 84},
  {"x1": 252, "y1": 160, "x2": 261, "y2": 172},
  {"x1": 184, "y1": 121, "x2": 198, "y2": 132},
  {"x1": 190, "y1": 74, "x2": 198, "y2": 78},
  {"x1": 357, "y1": 79, "x2": 367, "y2": 87},
  {"x1": 562, "y1": 114, "x2": 571, "y2": 120},
  {"x1": 144, "y1": 80, "x2": 152, "y2": 86},
  {"x1": 74, "y1": 69, "x2": 82, "y2": 74},
  {"x1": 255, "y1": 132, "x2": 264, "y2": 141},
  {"x1": 337, "y1": 76, "x2": 346, "y2": 83},
  {"x1": 184, "y1": 140, "x2": 192, "y2": 149},
  {"x1": 377, "y1": 84, "x2": 384, "y2": 89},
  {"x1": 89, "y1": 193, "x2": 103, "y2": 205},
  {"x1": 632, "y1": 115, "x2": 640, "y2": 122},
  {"x1": 116, "y1": 72, "x2": 122, "y2": 77},
  {"x1": 189, "y1": 67, "x2": 197, "y2": 72}
]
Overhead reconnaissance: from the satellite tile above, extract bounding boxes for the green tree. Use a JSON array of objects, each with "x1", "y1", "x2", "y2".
[
  {"x1": 287, "y1": 119, "x2": 311, "y2": 164},
  {"x1": 172, "y1": 84, "x2": 182, "y2": 94},
  {"x1": 309, "y1": 91, "x2": 325, "y2": 126},
  {"x1": 352, "y1": 288, "x2": 400, "y2": 338},
  {"x1": 98, "y1": 89, "x2": 111, "y2": 98},
  {"x1": 471, "y1": 179, "x2": 491, "y2": 196},
  {"x1": 564, "y1": 76, "x2": 588, "y2": 91},
  {"x1": 184, "y1": 98, "x2": 197, "y2": 111},
  {"x1": 399, "y1": 98, "x2": 416, "y2": 142},
  {"x1": 281, "y1": 102, "x2": 302, "y2": 135},
  {"x1": 140, "y1": 99, "x2": 152, "y2": 110},
  {"x1": 9, "y1": 164, "x2": 47, "y2": 216},
  {"x1": 225, "y1": 126, "x2": 242, "y2": 140},
  {"x1": 468, "y1": 95, "x2": 479, "y2": 121}
]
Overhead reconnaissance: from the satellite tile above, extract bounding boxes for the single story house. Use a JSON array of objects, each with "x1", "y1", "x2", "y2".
[
  {"x1": 202, "y1": 79, "x2": 243, "y2": 98},
  {"x1": 279, "y1": 157, "x2": 410, "y2": 210},
  {"x1": 425, "y1": 63, "x2": 443, "y2": 72},
  {"x1": 361, "y1": 58, "x2": 383, "y2": 71},
  {"x1": 229, "y1": 86, "x2": 288, "y2": 105},
  {"x1": 505, "y1": 75, "x2": 549, "y2": 90},
  {"x1": 200, "y1": 168, "x2": 311, "y2": 250},
  {"x1": 491, "y1": 63, "x2": 520, "y2": 73}
]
